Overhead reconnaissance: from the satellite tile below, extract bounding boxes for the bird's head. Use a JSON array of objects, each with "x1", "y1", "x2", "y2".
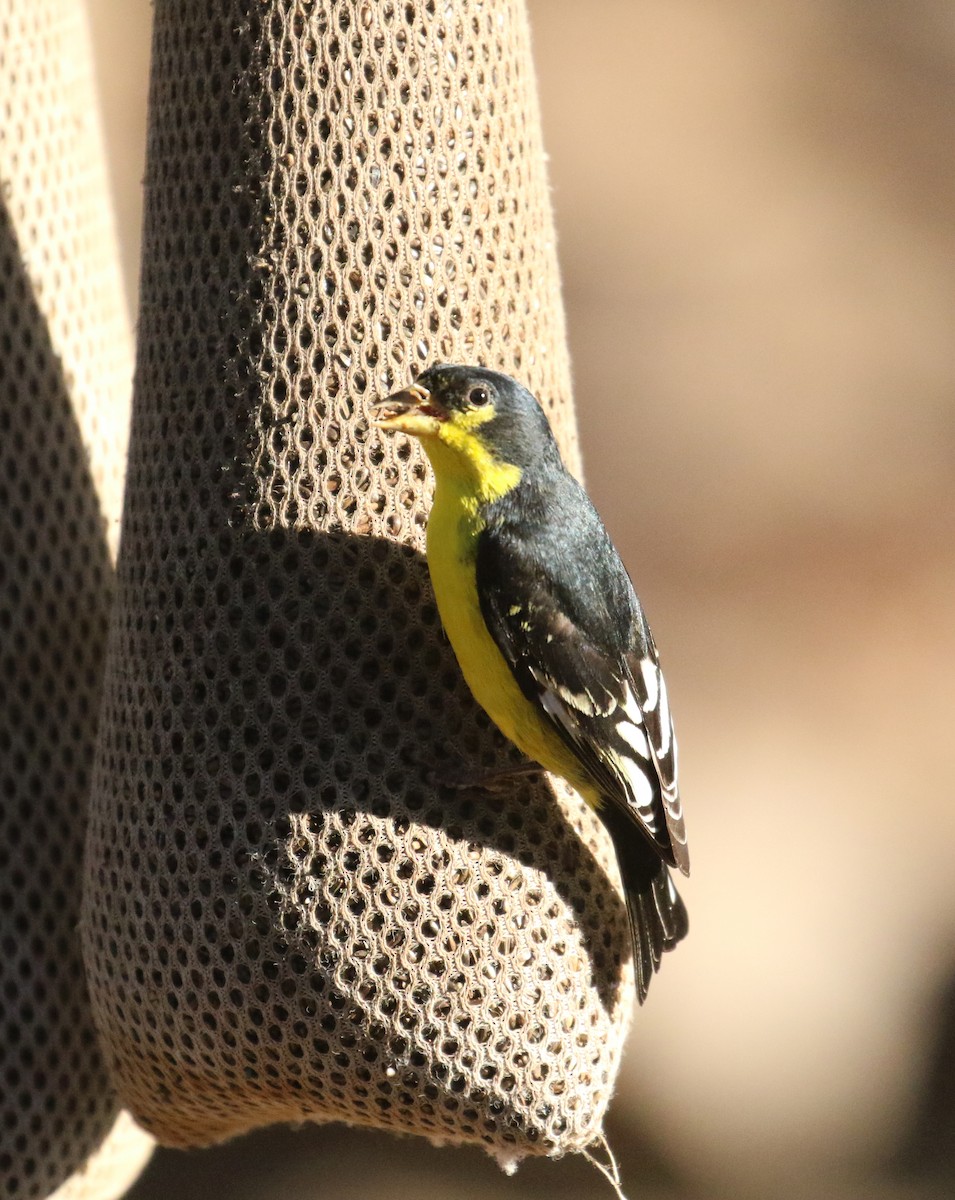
[{"x1": 372, "y1": 364, "x2": 561, "y2": 496}]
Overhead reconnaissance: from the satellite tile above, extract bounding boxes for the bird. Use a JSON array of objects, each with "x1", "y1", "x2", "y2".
[{"x1": 372, "y1": 364, "x2": 689, "y2": 1002}]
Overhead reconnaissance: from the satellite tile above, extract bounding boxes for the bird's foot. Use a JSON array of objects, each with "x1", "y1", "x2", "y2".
[
  {"x1": 415, "y1": 747, "x2": 545, "y2": 792},
  {"x1": 442, "y1": 758, "x2": 546, "y2": 793}
]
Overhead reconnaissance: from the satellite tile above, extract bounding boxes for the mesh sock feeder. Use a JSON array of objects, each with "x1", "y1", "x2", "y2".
[
  {"x1": 83, "y1": 0, "x2": 633, "y2": 1166},
  {"x1": 0, "y1": 1, "x2": 154, "y2": 1196}
]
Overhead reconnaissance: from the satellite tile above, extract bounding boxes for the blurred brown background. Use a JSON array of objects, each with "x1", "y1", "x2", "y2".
[{"x1": 84, "y1": 1, "x2": 955, "y2": 1197}]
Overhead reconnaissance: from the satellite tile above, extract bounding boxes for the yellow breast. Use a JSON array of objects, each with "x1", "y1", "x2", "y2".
[{"x1": 425, "y1": 477, "x2": 591, "y2": 793}]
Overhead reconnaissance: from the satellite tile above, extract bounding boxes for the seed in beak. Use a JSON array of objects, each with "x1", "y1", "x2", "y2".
[{"x1": 372, "y1": 382, "x2": 444, "y2": 425}]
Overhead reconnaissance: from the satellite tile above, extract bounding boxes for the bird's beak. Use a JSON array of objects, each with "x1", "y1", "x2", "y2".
[{"x1": 371, "y1": 382, "x2": 447, "y2": 437}]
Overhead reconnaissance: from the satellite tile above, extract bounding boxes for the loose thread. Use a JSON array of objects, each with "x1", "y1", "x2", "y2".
[{"x1": 581, "y1": 1130, "x2": 629, "y2": 1200}]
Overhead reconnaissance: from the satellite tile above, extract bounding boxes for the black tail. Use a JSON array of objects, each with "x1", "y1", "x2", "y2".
[{"x1": 604, "y1": 815, "x2": 689, "y2": 1004}]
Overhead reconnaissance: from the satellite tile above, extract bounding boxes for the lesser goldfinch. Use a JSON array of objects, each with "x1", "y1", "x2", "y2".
[{"x1": 372, "y1": 364, "x2": 689, "y2": 1002}]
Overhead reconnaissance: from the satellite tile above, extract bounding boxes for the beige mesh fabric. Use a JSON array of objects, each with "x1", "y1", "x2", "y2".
[
  {"x1": 44, "y1": 1115, "x2": 152, "y2": 1200},
  {"x1": 83, "y1": 0, "x2": 632, "y2": 1165},
  {"x1": 0, "y1": 0, "x2": 153, "y2": 1196}
]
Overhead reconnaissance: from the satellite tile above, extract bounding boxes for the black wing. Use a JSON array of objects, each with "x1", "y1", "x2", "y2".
[{"x1": 476, "y1": 514, "x2": 689, "y2": 877}]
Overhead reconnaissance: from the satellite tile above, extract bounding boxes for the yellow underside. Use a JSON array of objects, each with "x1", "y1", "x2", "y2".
[{"x1": 423, "y1": 439, "x2": 596, "y2": 803}]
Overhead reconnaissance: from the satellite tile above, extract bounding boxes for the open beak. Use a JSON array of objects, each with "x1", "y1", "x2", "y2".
[{"x1": 371, "y1": 382, "x2": 446, "y2": 436}]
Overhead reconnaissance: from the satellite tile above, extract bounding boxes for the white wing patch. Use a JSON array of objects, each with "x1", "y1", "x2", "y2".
[
  {"x1": 624, "y1": 759, "x2": 661, "y2": 831},
  {"x1": 616, "y1": 719, "x2": 650, "y2": 760},
  {"x1": 528, "y1": 645, "x2": 687, "y2": 873},
  {"x1": 634, "y1": 655, "x2": 689, "y2": 874},
  {"x1": 639, "y1": 657, "x2": 659, "y2": 711},
  {"x1": 540, "y1": 686, "x2": 577, "y2": 732},
  {"x1": 655, "y1": 672, "x2": 672, "y2": 756},
  {"x1": 610, "y1": 695, "x2": 663, "y2": 834},
  {"x1": 532, "y1": 667, "x2": 616, "y2": 720},
  {"x1": 639, "y1": 656, "x2": 674, "y2": 758}
]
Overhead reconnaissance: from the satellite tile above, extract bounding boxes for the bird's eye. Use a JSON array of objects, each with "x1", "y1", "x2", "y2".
[{"x1": 468, "y1": 386, "x2": 490, "y2": 407}]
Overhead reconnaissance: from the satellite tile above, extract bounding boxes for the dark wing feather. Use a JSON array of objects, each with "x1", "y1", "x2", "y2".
[{"x1": 476, "y1": 521, "x2": 689, "y2": 876}]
